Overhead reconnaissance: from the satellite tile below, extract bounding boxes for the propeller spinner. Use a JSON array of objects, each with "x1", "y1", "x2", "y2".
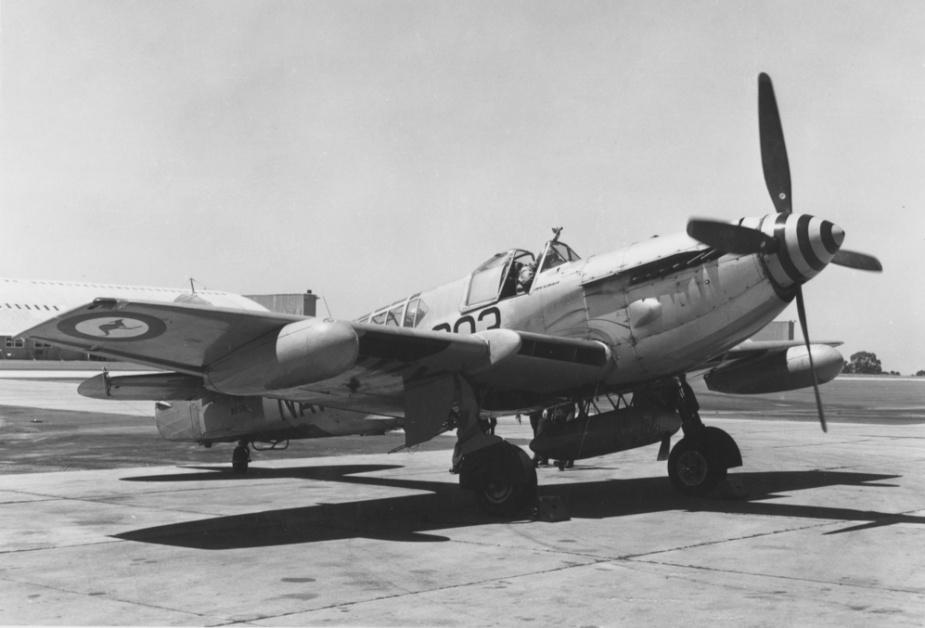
[{"x1": 687, "y1": 73, "x2": 882, "y2": 432}]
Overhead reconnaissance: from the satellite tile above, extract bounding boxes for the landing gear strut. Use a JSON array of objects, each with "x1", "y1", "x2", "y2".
[
  {"x1": 232, "y1": 440, "x2": 250, "y2": 474},
  {"x1": 451, "y1": 377, "x2": 537, "y2": 517},
  {"x1": 665, "y1": 378, "x2": 742, "y2": 496}
]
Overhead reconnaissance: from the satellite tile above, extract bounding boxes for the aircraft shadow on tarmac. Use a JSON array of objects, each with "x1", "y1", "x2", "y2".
[{"x1": 113, "y1": 464, "x2": 925, "y2": 550}]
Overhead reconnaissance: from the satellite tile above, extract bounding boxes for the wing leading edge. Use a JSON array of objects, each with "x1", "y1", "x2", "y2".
[
  {"x1": 698, "y1": 339, "x2": 845, "y2": 395},
  {"x1": 20, "y1": 299, "x2": 613, "y2": 415}
]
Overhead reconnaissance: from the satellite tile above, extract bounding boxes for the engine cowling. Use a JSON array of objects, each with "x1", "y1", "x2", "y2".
[{"x1": 704, "y1": 344, "x2": 844, "y2": 394}]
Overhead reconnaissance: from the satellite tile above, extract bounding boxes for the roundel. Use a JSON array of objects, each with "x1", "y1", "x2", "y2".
[{"x1": 57, "y1": 313, "x2": 167, "y2": 342}]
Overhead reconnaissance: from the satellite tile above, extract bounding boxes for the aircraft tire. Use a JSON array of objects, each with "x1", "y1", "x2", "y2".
[
  {"x1": 667, "y1": 436, "x2": 727, "y2": 496},
  {"x1": 473, "y1": 447, "x2": 537, "y2": 518},
  {"x1": 232, "y1": 446, "x2": 250, "y2": 474}
]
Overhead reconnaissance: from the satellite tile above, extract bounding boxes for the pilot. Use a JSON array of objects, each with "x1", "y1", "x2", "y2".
[{"x1": 517, "y1": 262, "x2": 536, "y2": 294}]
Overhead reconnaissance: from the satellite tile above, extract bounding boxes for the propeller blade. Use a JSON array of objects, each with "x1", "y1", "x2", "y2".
[
  {"x1": 687, "y1": 219, "x2": 777, "y2": 255},
  {"x1": 758, "y1": 73, "x2": 792, "y2": 214},
  {"x1": 832, "y1": 249, "x2": 883, "y2": 272},
  {"x1": 795, "y1": 286, "x2": 827, "y2": 432}
]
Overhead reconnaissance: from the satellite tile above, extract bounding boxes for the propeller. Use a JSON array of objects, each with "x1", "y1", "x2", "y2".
[
  {"x1": 832, "y1": 249, "x2": 883, "y2": 272},
  {"x1": 758, "y1": 73, "x2": 793, "y2": 214},
  {"x1": 686, "y1": 73, "x2": 883, "y2": 432},
  {"x1": 795, "y1": 285, "x2": 826, "y2": 431},
  {"x1": 759, "y1": 72, "x2": 829, "y2": 431}
]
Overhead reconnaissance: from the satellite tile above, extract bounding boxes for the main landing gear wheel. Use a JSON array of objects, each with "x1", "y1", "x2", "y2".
[
  {"x1": 232, "y1": 443, "x2": 250, "y2": 474},
  {"x1": 462, "y1": 442, "x2": 538, "y2": 518},
  {"x1": 667, "y1": 436, "x2": 727, "y2": 496},
  {"x1": 475, "y1": 474, "x2": 536, "y2": 518}
]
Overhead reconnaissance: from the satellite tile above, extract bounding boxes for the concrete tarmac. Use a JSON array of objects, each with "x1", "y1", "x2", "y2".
[{"x1": 1, "y1": 375, "x2": 924, "y2": 626}]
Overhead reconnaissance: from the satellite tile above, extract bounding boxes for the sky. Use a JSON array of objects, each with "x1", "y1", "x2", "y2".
[{"x1": 1, "y1": 1, "x2": 923, "y2": 373}]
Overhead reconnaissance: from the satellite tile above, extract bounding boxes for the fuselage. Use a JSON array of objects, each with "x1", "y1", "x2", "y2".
[
  {"x1": 355, "y1": 212, "x2": 838, "y2": 398},
  {"x1": 356, "y1": 228, "x2": 783, "y2": 389}
]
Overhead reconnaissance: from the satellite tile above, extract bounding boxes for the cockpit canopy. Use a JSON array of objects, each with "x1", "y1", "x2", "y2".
[
  {"x1": 538, "y1": 240, "x2": 581, "y2": 273},
  {"x1": 463, "y1": 239, "x2": 580, "y2": 310},
  {"x1": 356, "y1": 238, "x2": 580, "y2": 326},
  {"x1": 357, "y1": 294, "x2": 429, "y2": 328},
  {"x1": 465, "y1": 249, "x2": 534, "y2": 309}
]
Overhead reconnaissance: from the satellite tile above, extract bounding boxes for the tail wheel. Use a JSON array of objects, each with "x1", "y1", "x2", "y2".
[{"x1": 668, "y1": 437, "x2": 727, "y2": 496}]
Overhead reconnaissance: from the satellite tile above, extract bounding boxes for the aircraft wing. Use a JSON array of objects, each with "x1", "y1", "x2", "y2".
[
  {"x1": 20, "y1": 299, "x2": 613, "y2": 419},
  {"x1": 695, "y1": 339, "x2": 845, "y2": 395},
  {"x1": 18, "y1": 299, "x2": 306, "y2": 375},
  {"x1": 707, "y1": 339, "x2": 843, "y2": 365}
]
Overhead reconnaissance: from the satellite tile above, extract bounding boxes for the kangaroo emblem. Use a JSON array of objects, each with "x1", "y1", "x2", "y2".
[
  {"x1": 66, "y1": 314, "x2": 164, "y2": 342},
  {"x1": 96, "y1": 319, "x2": 143, "y2": 337}
]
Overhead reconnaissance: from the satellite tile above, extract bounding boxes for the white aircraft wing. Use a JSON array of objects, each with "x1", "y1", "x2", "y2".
[
  {"x1": 695, "y1": 338, "x2": 845, "y2": 395},
  {"x1": 722, "y1": 339, "x2": 842, "y2": 358},
  {"x1": 19, "y1": 299, "x2": 306, "y2": 375},
  {"x1": 19, "y1": 299, "x2": 612, "y2": 422}
]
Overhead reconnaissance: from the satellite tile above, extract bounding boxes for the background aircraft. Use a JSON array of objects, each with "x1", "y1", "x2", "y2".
[{"x1": 19, "y1": 74, "x2": 880, "y2": 516}]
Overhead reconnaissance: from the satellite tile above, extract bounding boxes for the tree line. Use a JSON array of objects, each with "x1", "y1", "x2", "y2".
[{"x1": 842, "y1": 351, "x2": 924, "y2": 376}]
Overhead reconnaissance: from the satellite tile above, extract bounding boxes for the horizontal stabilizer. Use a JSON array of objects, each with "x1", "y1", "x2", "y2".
[{"x1": 79, "y1": 372, "x2": 206, "y2": 401}]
